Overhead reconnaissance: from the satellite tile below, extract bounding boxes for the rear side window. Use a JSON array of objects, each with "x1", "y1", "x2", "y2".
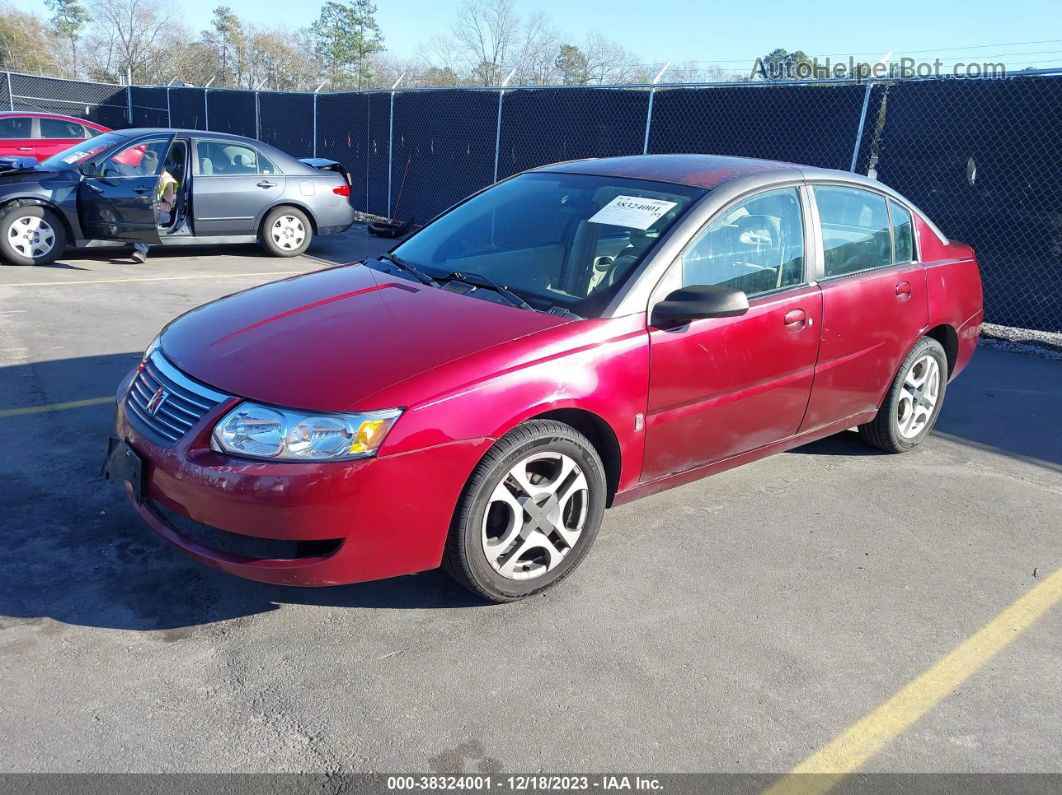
[
  {"x1": 0, "y1": 116, "x2": 32, "y2": 138},
  {"x1": 196, "y1": 141, "x2": 279, "y2": 175},
  {"x1": 39, "y1": 118, "x2": 89, "y2": 138},
  {"x1": 814, "y1": 186, "x2": 892, "y2": 277},
  {"x1": 890, "y1": 201, "x2": 915, "y2": 264}
]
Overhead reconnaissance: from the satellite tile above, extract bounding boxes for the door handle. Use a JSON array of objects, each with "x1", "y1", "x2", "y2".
[
  {"x1": 133, "y1": 185, "x2": 149, "y2": 194},
  {"x1": 783, "y1": 308, "x2": 808, "y2": 330},
  {"x1": 256, "y1": 180, "x2": 276, "y2": 188},
  {"x1": 895, "y1": 281, "x2": 912, "y2": 301},
  {"x1": 18, "y1": 147, "x2": 32, "y2": 151}
]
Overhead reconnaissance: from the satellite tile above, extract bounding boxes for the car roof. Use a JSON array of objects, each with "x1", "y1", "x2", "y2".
[
  {"x1": 115, "y1": 128, "x2": 264, "y2": 141},
  {"x1": 0, "y1": 110, "x2": 109, "y2": 127}
]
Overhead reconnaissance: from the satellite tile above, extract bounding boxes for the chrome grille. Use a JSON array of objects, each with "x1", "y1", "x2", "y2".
[{"x1": 125, "y1": 351, "x2": 228, "y2": 444}]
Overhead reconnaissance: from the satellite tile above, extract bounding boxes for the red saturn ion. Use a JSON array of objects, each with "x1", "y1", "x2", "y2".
[{"x1": 104, "y1": 155, "x2": 983, "y2": 601}]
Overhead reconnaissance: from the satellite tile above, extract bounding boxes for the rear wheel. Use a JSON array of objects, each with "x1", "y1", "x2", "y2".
[
  {"x1": 443, "y1": 420, "x2": 607, "y2": 602},
  {"x1": 0, "y1": 204, "x2": 67, "y2": 266},
  {"x1": 260, "y1": 207, "x2": 312, "y2": 257},
  {"x1": 858, "y1": 337, "x2": 948, "y2": 453}
]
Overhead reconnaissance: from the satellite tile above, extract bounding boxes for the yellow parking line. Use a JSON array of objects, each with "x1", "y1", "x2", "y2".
[
  {"x1": 0, "y1": 396, "x2": 113, "y2": 418},
  {"x1": 0, "y1": 271, "x2": 306, "y2": 288},
  {"x1": 766, "y1": 566, "x2": 1062, "y2": 795}
]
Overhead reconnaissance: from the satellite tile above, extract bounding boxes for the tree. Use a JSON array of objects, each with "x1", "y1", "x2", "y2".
[
  {"x1": 0, "y1": 6, "x2": 62, "y2": 75},
  {"x1": 202, "y1": 6, "x2": 245, "y2": 85},
  {"x1": 555, "y1": 44, "x2": 588, "y2": 85},
  {"x1": 312, "y1": 0, "x2": 384, "y2": 90},
  {"x1": 451, "y1": 0, "x2": 519, "y2": 86},
  {"x1": 45, "y1": 0, "x2": 89, "y2": 77},
  {"x1": 86, "y1": 0, "x2": 174, "y2": 83},
  {"x1": 752, "y1": 48, "x2": 826, "y2": 80}
]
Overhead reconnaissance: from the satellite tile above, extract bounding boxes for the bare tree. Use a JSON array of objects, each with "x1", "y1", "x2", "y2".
[
  {"x1": 86, "y1": 0, "x2": 174, "y2": 83},
  {"x1": 451, "y1": 0, "x2": 520, "y2": 86}
]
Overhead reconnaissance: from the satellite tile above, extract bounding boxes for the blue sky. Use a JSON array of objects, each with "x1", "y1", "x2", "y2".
[{"x1": 11, "y1": 0, "x2": 1062, "y2": 69}]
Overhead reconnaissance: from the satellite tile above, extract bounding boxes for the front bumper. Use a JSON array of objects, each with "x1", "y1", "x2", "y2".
[{"x1": 113, "y1": 370, "x2": 491, "y2": 586}]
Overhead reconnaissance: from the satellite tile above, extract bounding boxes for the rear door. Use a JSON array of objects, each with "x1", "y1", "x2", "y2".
[
  {"x1": 799, "y1": 184, "x2": 928, "y2": 431},
  {"x1": 191, "y1": 139, "x2": 283, "y2": 235},
  {"x1": 0, "y1": 115, "x2": 37, "y2": 158},
  {"x1": 642, "y1": 185, "x2": 822, "y2": 481},
  {"x1": 78, "y1": 135, "x2": 172, "y2": 243},
  {"x1": 36, "y1": 117, "x2": 93, "y2": 159}
]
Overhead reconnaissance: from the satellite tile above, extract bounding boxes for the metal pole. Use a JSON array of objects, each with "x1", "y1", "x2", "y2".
[
  {"x1": 312, "y1": 81, "x2": 326, "y2": 158},
  {"x1": 126, "y1": 85, "x2": 132, "y2": 125},
  {"x1": 643, "y1": 63, "x2": 669, "y2": 155},
  {"x1": 6, "y1": 72, "x2": 13, "y2": 111},
  {"x1": 386, "y1": 73, "x2": 405, "y2": 218},
  {"x1": 492, "y1": 69, "x2": 516, "y2": 183},
  {"x1": 203, "y1": 88, "x2": 209, "y2": 130},
  {"x1": 255, "y1": 91, "x2": 260, "y2": 140},
  {"x1": 849, "y1": 78, "x2": 874, "y2": 173},
  {"x1": 166, "y1": 77, "x2": 175, "y2": 127}
]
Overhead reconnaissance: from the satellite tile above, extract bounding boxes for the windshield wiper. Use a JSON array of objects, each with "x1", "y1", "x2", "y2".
[
  {"x1": 441, "y1": 271, "x2": 533, "y2": 311},
  {"x1": 375, "y1": 252, "x2": 438, "y2": 286}
]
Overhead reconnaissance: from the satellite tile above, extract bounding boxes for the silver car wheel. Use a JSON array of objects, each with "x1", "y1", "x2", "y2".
[
  {"x1": 481, "y1": 451, "x2": 589, "y2": 581},
  {"x1": 897, "y1": 354, "x2": 941, "y2": 439},
  {"x1": 270, "y1": 215, "x2": 306, "y2": 250},
  {"x1": 9, "y1": 216, "x2": 56, "y2": 258}
]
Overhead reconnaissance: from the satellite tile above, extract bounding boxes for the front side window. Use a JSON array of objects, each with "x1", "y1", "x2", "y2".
[
  {"x1": 39, "y1": 118, "x2": 88, "y2": 139},
  {"x1": 99, "y1": 138, "x2": 172, "y2": 178},
  {"x1": 890, "y1": 200, "x2": 914, "y2": 264},
  {"x1": 815, "y1": 185, "x2": 893, "y2": 277},
  {"x1": 196, "y1": 141, "x2": 277, "y2": 175},
  {"x1": 677, "y1": 187, "x2": 805, "y2": 296},
  {"x1": 0, "y1": 116, "x2": 32, "y2": 138},
  {"x1": 390, "y1": 172, "x2": 704, "y2": 318}
]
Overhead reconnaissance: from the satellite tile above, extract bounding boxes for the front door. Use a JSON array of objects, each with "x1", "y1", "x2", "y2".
[
  {"x1": 799, "y1": 186, "x2": 929, "y2": 431},
  {"x1": 78, "y1": 135, "x2": 172, "y2": 243},
  {"x1": 642, "y1": 186, "x2": 822, "y2": 482},
  {"x1": 192, "y1": 139, "x2": 283, "y2": 235}
]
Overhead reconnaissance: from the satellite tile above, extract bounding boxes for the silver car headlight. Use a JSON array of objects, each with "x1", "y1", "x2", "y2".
[{"x1": 212, "y1": 403, "x2": 403, "y2": 462}]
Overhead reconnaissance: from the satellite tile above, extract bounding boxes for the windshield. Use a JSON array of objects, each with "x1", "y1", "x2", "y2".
[
  {"x1": 388, "y1": 172, "x2": 705, "y2": 318},
  {"x1": 40, "y1": 132, "x2": 128, "y2": 169}
]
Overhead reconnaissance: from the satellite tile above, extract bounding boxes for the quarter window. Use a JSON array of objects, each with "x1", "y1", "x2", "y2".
[
  {"x1": 890, "y1": 200, "x2": 914, "y2": 264},
  {"x1": 677, "y1": 187, "x2": 805, "y2": 296},
  {"x1": 0, "y1": 117, "x2": 32, "y2": 138},
  {"x1": 814, "y1": 185, "x2": 893, "y2": 276}
]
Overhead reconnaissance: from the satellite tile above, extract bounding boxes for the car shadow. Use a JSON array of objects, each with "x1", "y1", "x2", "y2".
[{"x1": 787, "y1": 429, "x2": 890, "y2": 457}]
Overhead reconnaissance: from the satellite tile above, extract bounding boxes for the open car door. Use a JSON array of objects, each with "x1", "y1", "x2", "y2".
[{"x1": 78, "y1": 135, "x2": 173, "y2": 244}]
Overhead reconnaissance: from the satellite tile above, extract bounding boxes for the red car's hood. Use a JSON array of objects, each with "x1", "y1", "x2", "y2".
[{"x1": 161, "y1": 264, "x2": 568, "y2": 411}]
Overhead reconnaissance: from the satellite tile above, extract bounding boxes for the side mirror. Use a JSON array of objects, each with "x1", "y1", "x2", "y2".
[
  {"x1": 78, "y1": 161, "x2": 96, "y2": 177},
  {"x1": 651, "y1": 284, "x2": 750, "y2": 327}
]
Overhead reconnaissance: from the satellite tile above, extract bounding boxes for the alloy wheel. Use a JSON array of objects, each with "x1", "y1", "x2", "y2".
[
  {"x1": 897, "y1": 354, "x2": 941, "y2": 439},
  {"x1": 481, "y1": 451, "x2": 589, "y2": 580}
]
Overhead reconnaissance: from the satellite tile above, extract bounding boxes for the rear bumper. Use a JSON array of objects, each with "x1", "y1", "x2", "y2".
[
  {"x1": 114, "y1": 371, "x2": 491, "y2": 586},
  {"x1": 953, "y1": 308, "x2": 984, "y2": 380}
]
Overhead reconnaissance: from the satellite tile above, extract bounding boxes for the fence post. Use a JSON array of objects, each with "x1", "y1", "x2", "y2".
[
  {"x1": 492, "y1": 69, "x2": 517, "y2": 183},
  {"x1": 126, "y1": 85, "x2": 133, "y2": 125},
  {"x1": 643, "y1": 63, "x2": 670, "y2": 155},
  {"x1": 255, "y1": 91, "x2": 260, "y2": 140},
  {"x1": 386, "y1": 73, "x2": 405, "y2": 218},
  {"x1": 166, "y1": 79, "x2": 173, "y2": 127},
  {"x1": 203, "y1": 89, "x2": 209, "y2": 130},
  {"x1": 849, "y1": 78, "x2": 874, "y2": 172},
  {"x1": 312, "y1": 81, "x2": 326, "y2": 158},
  {"x1": 6, "y1": 72, "x2": 12, "y2": 111}
]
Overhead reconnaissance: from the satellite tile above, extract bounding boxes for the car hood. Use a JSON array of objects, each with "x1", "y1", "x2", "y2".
[{"x1": 160, "y1": 264, "x2": 569, "y2": 412}]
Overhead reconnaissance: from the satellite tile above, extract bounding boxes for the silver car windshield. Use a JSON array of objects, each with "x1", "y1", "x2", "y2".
[{"x1": 390, "y1": 172, "x2": 705, "y2": 318}]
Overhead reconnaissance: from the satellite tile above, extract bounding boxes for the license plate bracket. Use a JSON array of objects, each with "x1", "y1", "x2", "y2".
[{"x1": 101, "y1": 436, "x2": 144, "y2": 504}]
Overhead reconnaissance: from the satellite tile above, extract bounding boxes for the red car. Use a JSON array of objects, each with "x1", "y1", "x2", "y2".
[
  {"x1": 0, "y1": 112, "x2": 110, "y2": 160},
  {"x1": 105, "y1": 155, "x2": 983, "y2": 601}
]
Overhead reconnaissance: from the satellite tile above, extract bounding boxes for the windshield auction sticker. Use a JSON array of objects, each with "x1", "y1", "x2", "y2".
[{"x1": 588, "y1": 196, "x2": 678, "y2": 230}]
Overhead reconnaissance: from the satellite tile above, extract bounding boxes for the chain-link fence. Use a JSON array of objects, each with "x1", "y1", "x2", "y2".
[{"x1": 2, "y1": 69, "x2": 1060, "y2": 331}]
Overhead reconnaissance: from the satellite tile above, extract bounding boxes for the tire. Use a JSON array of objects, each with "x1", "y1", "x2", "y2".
[
  {"x1": 0, "y1": 204, "x2": 67, "y2": 266},
  {"x1": 858, "y1": 337, "x2": 948, "y2": 453},
  {"x1": 259, "y1": 206, "x2": 312, "y2": 257},
  {"x1": 443, "y1": 419, "x2": 607, "y2": 602}
]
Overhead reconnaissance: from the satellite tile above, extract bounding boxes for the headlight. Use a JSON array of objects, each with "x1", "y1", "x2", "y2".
[{"x1": 212, "y1": 403, "x2": 402, "y2": 462}]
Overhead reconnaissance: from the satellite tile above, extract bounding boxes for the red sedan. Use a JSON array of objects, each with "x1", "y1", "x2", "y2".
[
  {"x1": 105, "y1": 155, "x2": 983, "y2": 601},
  {"x1": 0, "y1": 112, "x2": 110, "y2": 159}
]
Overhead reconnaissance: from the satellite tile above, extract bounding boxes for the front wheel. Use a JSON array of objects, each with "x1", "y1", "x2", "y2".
[
  {"x1": 858, "y1": 337, "x2": 948, "y2": 453},
  {"x1": 260, "y1": 207, "x2": 312, "y2": 257},
  {"x1": 0, "y1": 204, "x2": 67, "y2": 266},
  {"x1": 443, "y1": 420, "x2": 607, "y2": 602}
]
